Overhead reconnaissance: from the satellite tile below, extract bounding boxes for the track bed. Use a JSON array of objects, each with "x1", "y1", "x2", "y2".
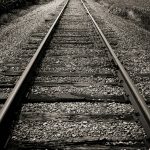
[{"x1": 0, "y1": 0, "x2": 149, "y2": 149}]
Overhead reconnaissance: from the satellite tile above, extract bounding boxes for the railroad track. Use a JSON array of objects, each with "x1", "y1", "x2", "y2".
[{"x1": 0, "y1": 0, "x2": 150, "y2": 149}]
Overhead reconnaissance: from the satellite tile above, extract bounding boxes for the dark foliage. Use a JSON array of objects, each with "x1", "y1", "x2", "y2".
[{"x1": 0, "y1": 0, "x2": 39, "y2": 15}]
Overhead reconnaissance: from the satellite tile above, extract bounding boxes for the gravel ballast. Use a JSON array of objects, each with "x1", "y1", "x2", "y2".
[{"x1": 11, "y1": 102, "x2": 145, "y2": 143}]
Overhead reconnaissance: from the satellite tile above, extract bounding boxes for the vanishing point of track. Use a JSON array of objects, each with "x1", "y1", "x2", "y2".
[{"x1": 0, "y1": 0, "x2": 150, "y2": 149}]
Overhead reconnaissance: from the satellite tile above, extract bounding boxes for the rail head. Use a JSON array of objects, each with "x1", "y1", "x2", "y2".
[
  {"x1": 81, "y1": 0, "x2": 150, "y2": 144},
  {"x1": 0, "y1": 0, "x2": 70, "y2": 148}
]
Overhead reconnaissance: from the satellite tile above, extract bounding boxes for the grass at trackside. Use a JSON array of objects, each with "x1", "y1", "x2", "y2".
[
  {"x1": 100, "y1": 0, "x2": 150, "y2": 9},
  {"x1": 96, "y1": 0, "x2": 150, "y2": 31}
]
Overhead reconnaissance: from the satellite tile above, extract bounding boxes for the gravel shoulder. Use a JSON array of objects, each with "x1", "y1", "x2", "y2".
[{"x1": 0, "y1": 0, "x2": 64, "y2": 63}]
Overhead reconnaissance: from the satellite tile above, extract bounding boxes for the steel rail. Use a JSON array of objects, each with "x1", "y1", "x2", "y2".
[
  {"x1": 0, "y1": 0, "x2": 70, "y2": 148},
  {"x1": 81, "y1": 0, "x2": 150, "y2": 144}
]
